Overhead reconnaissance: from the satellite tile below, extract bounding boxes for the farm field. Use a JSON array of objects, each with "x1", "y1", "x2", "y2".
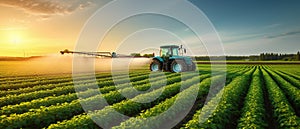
[{"x1": 0, "y1": 64, "x2": 300, "y2": 128}]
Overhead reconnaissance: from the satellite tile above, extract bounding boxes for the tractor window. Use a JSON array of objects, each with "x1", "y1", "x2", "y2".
[
  {"x1": 172, "y1": 48, "x2": 179, "y2": 56},
  {"x1": 161, "y1": 48, "x2": 171, "y2": 56}
]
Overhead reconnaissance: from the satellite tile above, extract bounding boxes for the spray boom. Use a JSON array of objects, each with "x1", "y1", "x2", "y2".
[{"x1": 60, "y1": 49, "x2": 117, "y2": 58}]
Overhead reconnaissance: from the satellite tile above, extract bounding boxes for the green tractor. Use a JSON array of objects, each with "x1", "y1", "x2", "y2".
[{"x1": 150, "y1": 45, "x2": 196, "y2": 73}]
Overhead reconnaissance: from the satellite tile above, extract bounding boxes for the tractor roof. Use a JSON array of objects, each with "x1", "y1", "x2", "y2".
[{"x1": 160, "y1": 45, "x2": 179, "y2": 48}]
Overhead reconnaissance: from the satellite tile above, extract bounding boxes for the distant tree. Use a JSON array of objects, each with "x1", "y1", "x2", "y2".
[
  {"x1": 297, "y1": 51, "x2": 300, "y2": 61},
  {"x1": 142, "y1": 53, "x2": 154, "y2": 58},
  {"x1": 249, "y1": 55, "x2": 259, "y2": 61},
  {"x1": 259, "y1": 53, "x2": 265, "y2": 61},
  {"x1": 130, "y1": 53, "x2": 141, "y2": 57}
]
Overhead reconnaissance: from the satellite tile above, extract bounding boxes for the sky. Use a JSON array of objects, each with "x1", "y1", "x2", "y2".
[{"x1": 0, "y1": 0, "x2": 299, "y2": 57}]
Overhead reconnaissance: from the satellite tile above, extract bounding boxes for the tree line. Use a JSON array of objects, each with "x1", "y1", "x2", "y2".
[
  {"x1": 254, "y1": 51, "x2": 300, "y2": 61},
  {"x1": 194, "y1": 51, "x2": 300, "y2": 61},
  {"x1": 130, "y1": 51, "x2": 300, "y2": 61}
]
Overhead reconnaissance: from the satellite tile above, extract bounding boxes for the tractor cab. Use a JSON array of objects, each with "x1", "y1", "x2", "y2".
[
  {"x1": 150, "y1": 45, "x2": 196, "y2": 73},
  {"x1": 160, "y1": 45, "x2": 186, "y2": 57},
  {"x1": 160, "y1": 45, "x2": 179, "y2": 57}
]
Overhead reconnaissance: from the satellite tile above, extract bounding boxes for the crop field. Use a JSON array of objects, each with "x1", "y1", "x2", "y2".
[{"x1": 0, "y1": 64, "x2": 299, "y2": 128}]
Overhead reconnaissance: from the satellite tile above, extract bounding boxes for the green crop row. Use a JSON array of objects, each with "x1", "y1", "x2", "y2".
[
  {"x1": 261, "y1": 68, "x2": 300, "y2": 128},
  {"x1": 0, "y1": 72, "x2": 199, "y2": 129},
  {"x1": 264, "y1": 68, "x2": 300, "y2": 116},
  {"x1": 0, "y1": 71, "x2": 157, "y2": 107},
  {"x1": 0, "y1": 77, "x2": 73, "y2": 91},
  {"x1": 75, "y1": 71, "x2": 175, "y2": 92},
  {"x1": 0, "y1": 71, "x2": 148, "y2": 91},
  {"x1": 113, "y1": 75, "x2": 226, "y2": 129},
  {"x1": 0, "y1": 86, "x2": 75, "y2": 107},
  {"x1": 0, "y1": 70, "x2": 146, "y2": 85},
  {"x1": 2, "y1": 65, "x2": 297, "y2": 128},
  {"x1": 0, "y1": 74, "x2": 72, "y2": 85},
  {"x1": 269, "y1": 65, "x2": 300, "y2": 77},
  {"x1": 0, "y1": 72, "x2": 117, "y2": 97},
  {"x1": 183, "y1": 68, "x2": 254, "y2": 128},
  {"x1": 0, "y1": 81, "x2": 74, "y2": 97},
  {"x1": 237, "y1": 67, "x2": 267, "y2": 128},
  {"x1": 273, "y1": 70, "x2": 300, "y2": 89},
  {"x1": 277, "y1": 70, "x2": 300, "y2": 80},
  {"x1": 46, "y1": 73, "x2": 205, "y2": 129},
  {"x1": 0, "y1": 72, "x2": 115, "y2": 96},
  {"x1": 0, "y1": 72, "x2": 181, "y2": 116},
  {"x1": 47, "y1": 69, "x2": 246, "y2": 129}
]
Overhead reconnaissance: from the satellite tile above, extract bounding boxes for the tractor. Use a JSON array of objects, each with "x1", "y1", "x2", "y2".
[{"x1": 150, "y1": 45, "x2": 196, "y2": 73}]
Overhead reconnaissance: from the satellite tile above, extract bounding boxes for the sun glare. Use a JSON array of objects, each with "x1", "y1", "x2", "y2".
[
  {"x1": 11, "y1": 36, "x2": 21, "y2": 44},
  {"x1": 7, "y1": 30, "x2": 25, "y2": 47}
]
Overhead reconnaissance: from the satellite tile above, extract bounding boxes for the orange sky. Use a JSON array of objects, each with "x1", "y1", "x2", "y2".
[
  {"x1": 0, "y1": 0, "x2": 202, "y2": 57},
  {"x1": 1, "y1": 0, "x2": 299, "y2": 57},
  {"x1": 0, "y1": 0, "x2": 110, "y2": 57}
]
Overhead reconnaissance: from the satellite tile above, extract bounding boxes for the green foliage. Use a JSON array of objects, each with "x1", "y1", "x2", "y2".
[
  {"x1": 0, "y1": 72, "x2": 150, "y2": 107},
  {"x1": 0, "y1": 65, "x2": 299, "y2": 128},
  {"x1": 273, "y1": 70, "x2": 300, "y2": 89},
  {"x1": 47, "y1": 73, "x2": 207, "y2": 129},
  {"x1": 237, "y1": 67, "x2": 267, "y2": 128},
  {"x1": 113, "y1": 75, "x2": 226, "y2": 129},
  {"x1": 0, "y1": 72, "x2": 195, "y2": 128},
  {"x1": 184, "y1": 68, "x2": 255, "y2": 128},
  {"x1": 130, "y1": 53, "x2": 141, "y2": 57},
  {"x1": 262, "y1": 68, "x2": 300, "y2": 128},
  {"x1": 266, "y1": 69, "x2": 300, "y2": 111}
]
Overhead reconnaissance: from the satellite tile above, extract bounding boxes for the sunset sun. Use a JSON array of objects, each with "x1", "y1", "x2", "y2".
[
  {"x1": 11, "y1": 36, "x2": 21, "y2": 44},
  {"x1": 8, "y1": 30, "x2": 25, "y2": 46}
]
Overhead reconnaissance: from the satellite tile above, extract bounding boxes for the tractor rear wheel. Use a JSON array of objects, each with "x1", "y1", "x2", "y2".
[
  {"x1": 190, "y1": 62, "x2": 196, "y2": 71},
  {"x1": 150, "y1": 60, "x2": 162, "y2": 72},
  {"x1": 170, "y1": 60, "x2": 186, "y2": 73}
]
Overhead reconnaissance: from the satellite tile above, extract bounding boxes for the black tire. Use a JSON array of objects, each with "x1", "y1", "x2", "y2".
[
  {"x1": 150, "y1": 60, "x2": 162, "y2": 72},
  {"x1": 190, "y1": 62, "x2": 196, "y2": 71},
  {"x1": 170, "y1": 60, "x2": 186, "y2": 73}
]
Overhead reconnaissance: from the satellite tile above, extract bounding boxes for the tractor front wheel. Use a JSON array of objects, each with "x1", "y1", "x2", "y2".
[
  {"x1": 170, "y1": 60, "x2": 185, "y2": 73},
  {"x1": 150, "y1": 60, "x2": 161, "y2": 72}
]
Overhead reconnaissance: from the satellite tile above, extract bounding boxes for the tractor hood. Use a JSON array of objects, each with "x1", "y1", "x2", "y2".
[{"x1": 171, "y1": 56, "x2": 194, "y2": 65}]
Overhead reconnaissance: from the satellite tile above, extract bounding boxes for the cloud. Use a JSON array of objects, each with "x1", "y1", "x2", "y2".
[
  {"x1": 0, "y1": 27, "x2": 27, "y2": 30},
  {"x1": 265, "y1": 30, "x2": 300, "y2": 39},
  {"x1": 0, "y1": 0, "x2": 93, "y2": 16},
  {"x1": 264, "y1": 24, "x2": 281, "y2": 29},
  {"x1": 222, "y1": 33, "x2": 264, "y2": 43},
  {"x1": 220, "y1": 28, "x2": 300, "y2": 43},
  {"x1": 218, "y1": 30, "x2": 266, "y2": 44}
]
